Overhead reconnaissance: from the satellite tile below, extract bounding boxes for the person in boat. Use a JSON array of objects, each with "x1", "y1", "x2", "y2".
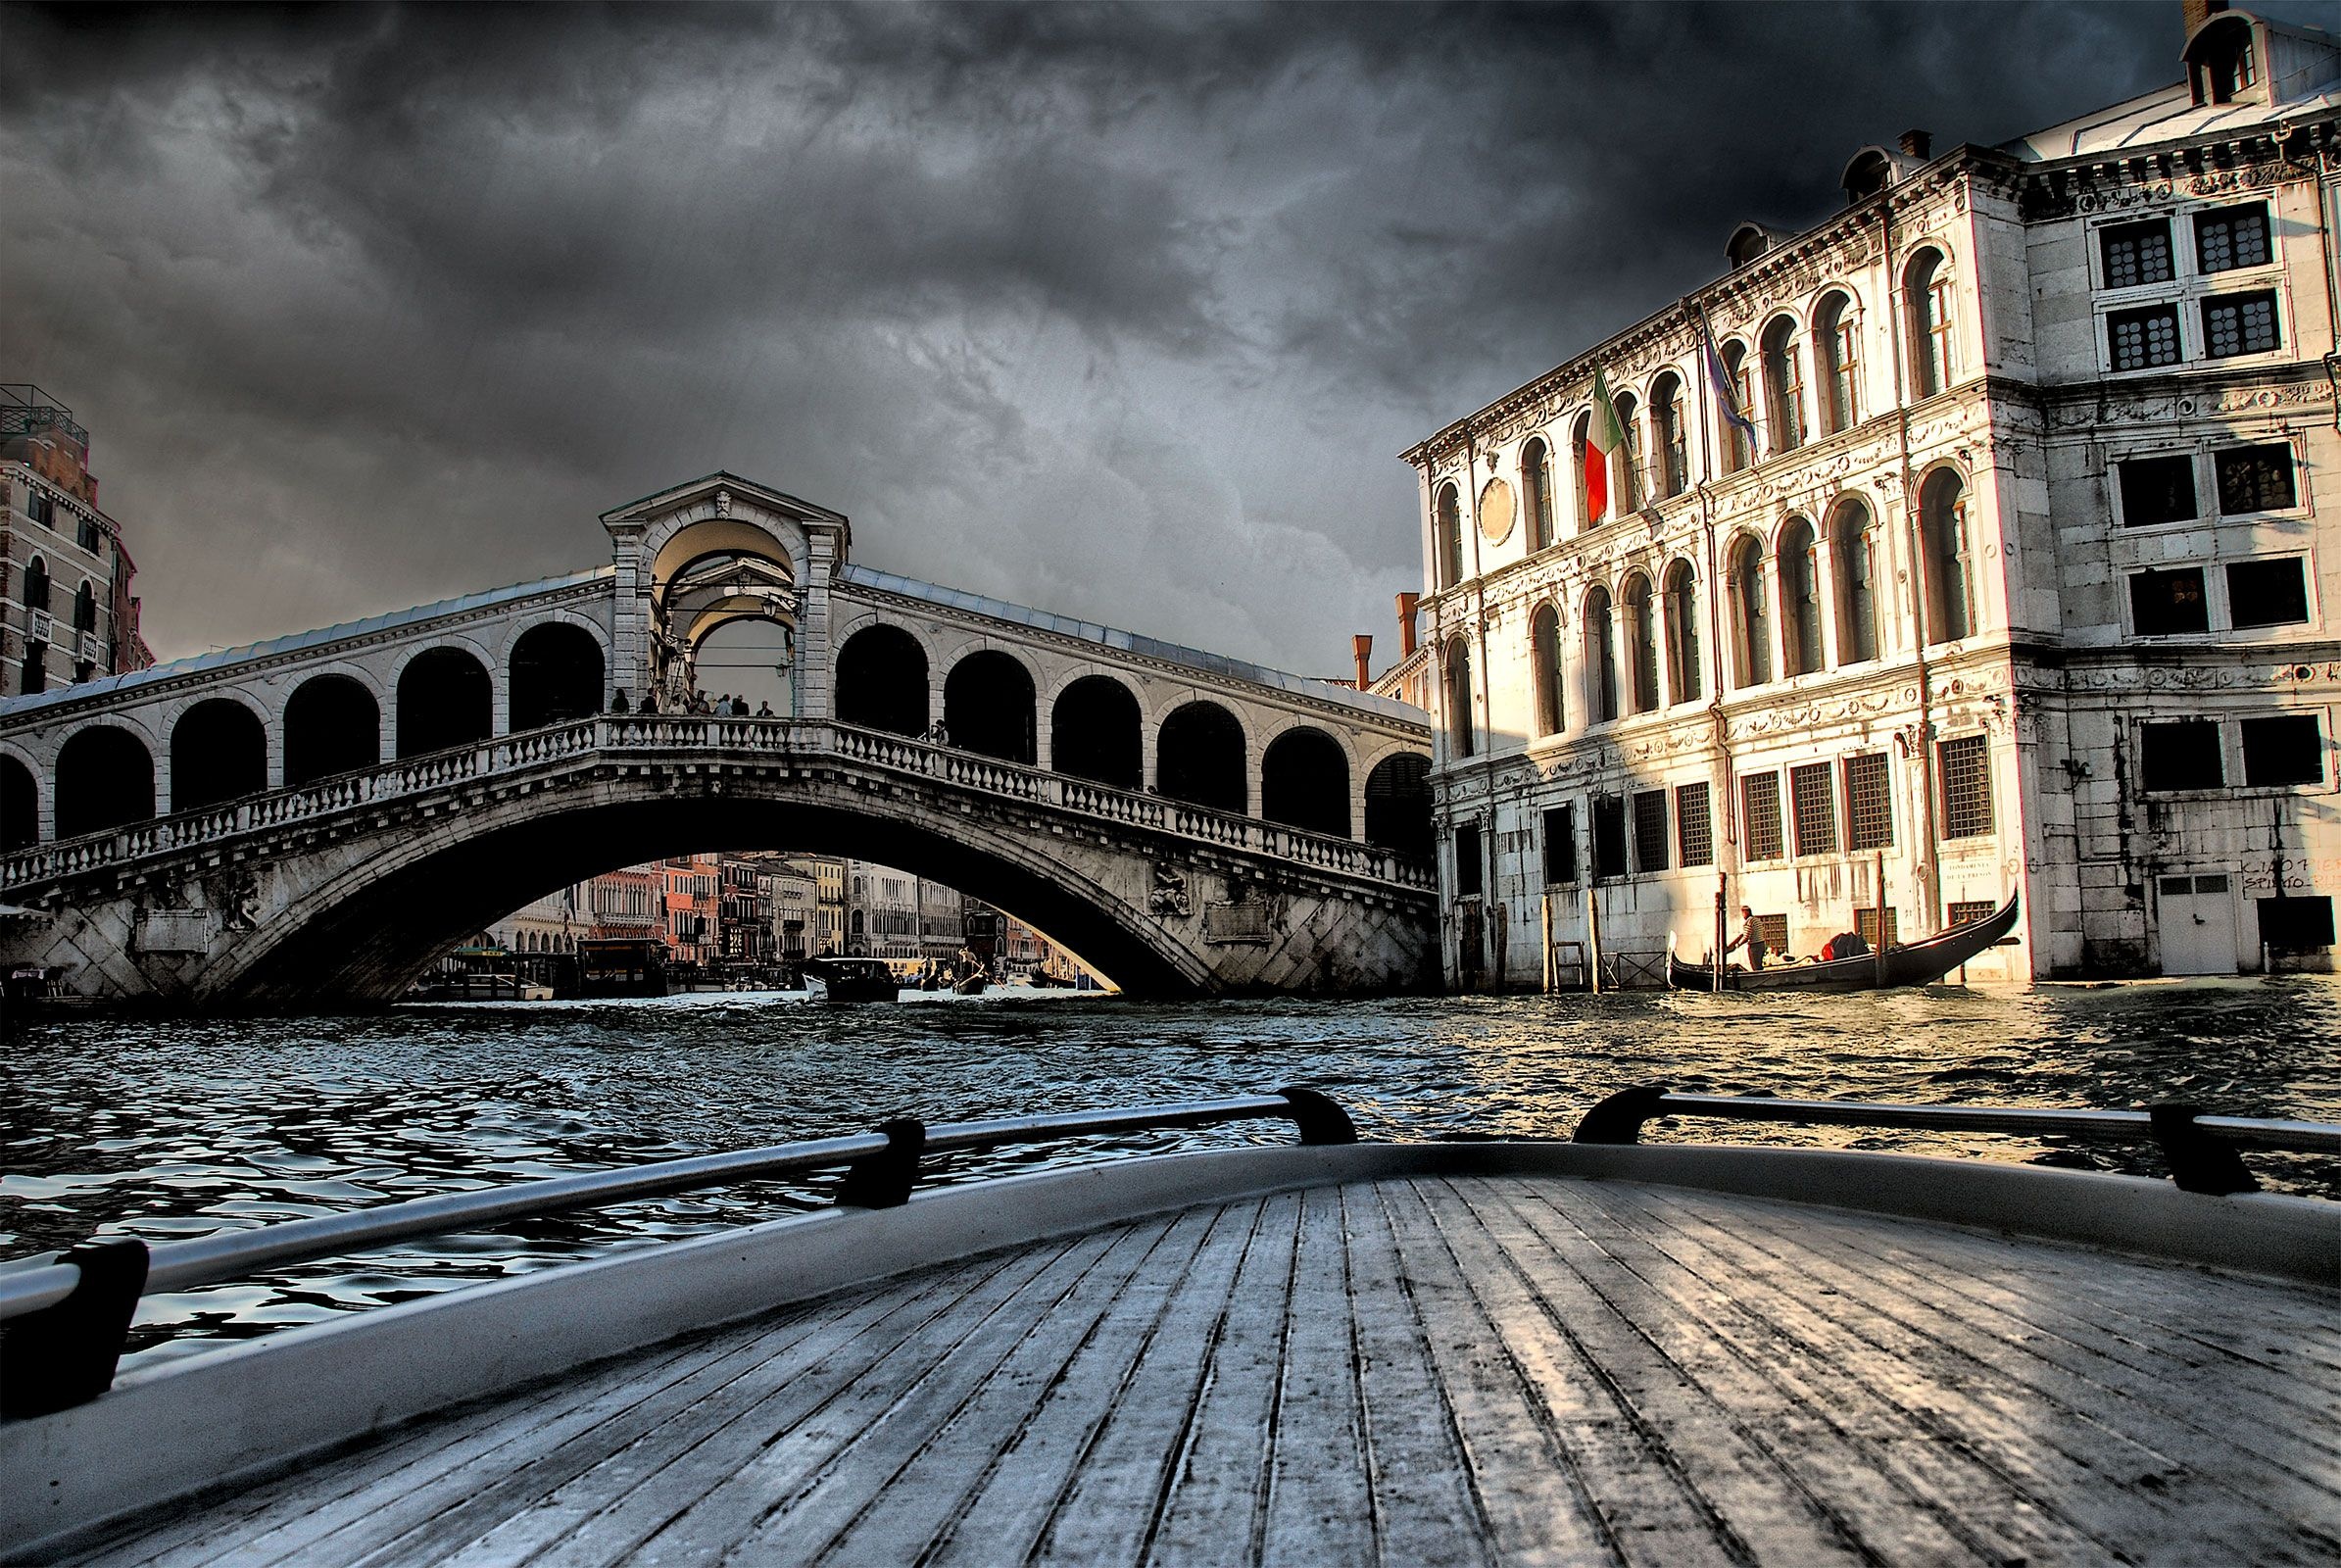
[{"x1": 1724, "y1": 906, "x2": 1768, "y2": 971}]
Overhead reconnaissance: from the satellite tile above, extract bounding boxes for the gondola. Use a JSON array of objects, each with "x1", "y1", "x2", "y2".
[
  {"x1": 800, "y1": 956, "x2": 902, "y2": 1003},
  {"x1": 1670, "y1": 891, "x2": 2020, "y2": 991}
]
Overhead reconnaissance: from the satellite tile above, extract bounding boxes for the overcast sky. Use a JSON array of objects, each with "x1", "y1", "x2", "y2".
[{"x1": 5, "y1": 1, "x2": 2334, "y2": 676}]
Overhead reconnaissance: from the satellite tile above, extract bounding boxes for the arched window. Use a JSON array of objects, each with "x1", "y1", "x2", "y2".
[
  {"x1": 1831, "y1": 499, "x2": 1879, "y2": 663},
  {"x1": 1050, "y1": 675, "x2": 1142, "y2": 788},
  {"x1": 1436, "y1": 483, "x2": 1464, "y2": 589},
  {"x1": 944, "y1": 650, "x2": 1038, "y2": 764},
  {"x1": 1363, "y1": 753, "x2": 1433, "y2": 858},
  {"x1": 1611, "y1": 391, "x2": 1643, "y2": 513},
  {"x1": 1921, "y1": 469, "x2": 1974, "y2": 642},
  {"x1": 835, "y1": 624, "x2": 928, "y2": 736},
  {"x1": 1522, "y1": 438, "x2": 1554, "y2": 551},
  {"x1": 22, "y1": 557, "x2": 48, "y2": 612},
  {"x1": 1721, "y1": 341, "x2": 1755, "y2": 473},
  {"x1": 1779, "y1": 517, "x2": 1825, "y2": 676},
  {"x1": 1728, "y1": 535, "x2": 1773, "y2": 688},
  {"x1": 1815, "y1": 291, "x2": 1859, "y2": 435},
  {"x1": 72, "y1": 581, "x2": 96, "y2": 634},
  {"x1": 1652, "y1": 372, "x2": 1689, "y2": 499},
  {"x1": 1570, "y1": 412, "x2": 1593, "y2": 529},
  {"x1": 1761, "y1": 316, "x2": 1806, "y2": 455},
  {"x1": 1622, "y1": 572, "x2": 1660, "y2": 714},
  {"x1": 1158, "y1": 701, "x2": 1248, "y2": 811},
  {"x1": 171, "y1": 699, "x2": 268, "y2": 811},
  {"x1": 395, "y1": 648, "x2": 493, "y2": 759},
  {"x1": 1907, "y1": 248, "x2": 1953, "y2": 398},
  {"x1": 284, "y1": 674, "x2": 380, "y2": 787},
  {"x1": 1584, "y1": 586, "x2": 1618, "y2": 724},
  {"x1": 1530, "y1": 603, "x2": 1565, "y2": 737},
  {"x1": 1663, "y1": 560, "x2": 1701, "y2": 704},
  {"x1": 1261, "y1": 727, "x2": 1351, "y2": 839},
  {"x1": 1443, "y1": 637, "x2": 1475, "y2": 758},
  {"x1": 55, "y1": 725, "x2": 154, "y2": 839}
]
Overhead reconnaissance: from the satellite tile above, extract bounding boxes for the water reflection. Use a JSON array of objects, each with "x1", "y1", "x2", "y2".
[{"x1": 3, "y1": 978, "x2": 2337, "y2": 1366}]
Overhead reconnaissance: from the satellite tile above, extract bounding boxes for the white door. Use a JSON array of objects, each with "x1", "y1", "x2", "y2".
[{"x1": 2158, "y1": 873, "x2": 2239, "y2": 975}]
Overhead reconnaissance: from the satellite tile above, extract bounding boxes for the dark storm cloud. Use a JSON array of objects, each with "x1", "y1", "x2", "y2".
[{"x1": 2, "y1": 2, "x2": 2322, "y2": 670}]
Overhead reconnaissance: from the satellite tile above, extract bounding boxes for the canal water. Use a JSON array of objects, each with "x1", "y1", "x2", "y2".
[{"x1": 5, "y1": 978, "x2": 2338, "y2": 1369}]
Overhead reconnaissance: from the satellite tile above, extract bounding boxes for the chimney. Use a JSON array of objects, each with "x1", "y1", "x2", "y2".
[
  {"x1": 1897, "y1": 128, "x2": 1932, "y2": 160},
  {"x1": 1395, "y1": 593, "x2": 1420, "y2": 657},
  {"x1": 2182, "y1": 0, "x2": 2226, "y2": 36},
  {"x1": 1351, "y1": 634, "x2": 1373, "y2": 690}
]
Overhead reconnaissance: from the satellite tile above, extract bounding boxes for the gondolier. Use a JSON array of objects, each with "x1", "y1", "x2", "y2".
[
  {"x1": 1672, "y1": 893, "x2": 2021, "y2": 992},
  {"x1": 1725, "y1": 905, "x2": 1767, "y2": 971}
]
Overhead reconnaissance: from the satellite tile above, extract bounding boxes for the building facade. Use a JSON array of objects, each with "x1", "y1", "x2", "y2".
[
  {"x1": 1407, "y1": 8, "x2": 2341, "y2": 986},
  {"x1": 1, "y1": 386, "x2": 152, "y2": 700}
]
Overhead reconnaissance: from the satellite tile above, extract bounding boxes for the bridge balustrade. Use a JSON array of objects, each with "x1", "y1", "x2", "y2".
[{"x1": 0, "y1": 714, "x2": 1432, "y2": 895}]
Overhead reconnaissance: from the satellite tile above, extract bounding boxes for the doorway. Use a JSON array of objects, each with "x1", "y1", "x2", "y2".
[{"x1": 2158, "y1": 872, "x2": 2239, "y2": 975}]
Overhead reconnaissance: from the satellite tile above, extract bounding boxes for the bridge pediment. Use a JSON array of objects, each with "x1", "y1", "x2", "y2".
[{"x1": 603, "y1": 471, "x2": 850, "y2": 575}]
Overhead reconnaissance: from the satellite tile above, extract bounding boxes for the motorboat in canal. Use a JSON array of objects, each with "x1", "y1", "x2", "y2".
[
  {"x1": 3, "y1": 1084, "x2": 2337, "y2": 1563},
  {"x1": 801, "y1": 956, "x2": 902, "y2": 1004},
  {"x1": 1669, "y1": 891, "x2": 2023, "y2": 992}
]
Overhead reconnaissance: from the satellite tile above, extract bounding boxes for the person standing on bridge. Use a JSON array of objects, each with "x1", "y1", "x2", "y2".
[
  {"x1": 610, "y1": 689, "x2": 630, "y2": 715},
  {"x1": 730, "y1": 696, "x2": 750, "y2": 716}
]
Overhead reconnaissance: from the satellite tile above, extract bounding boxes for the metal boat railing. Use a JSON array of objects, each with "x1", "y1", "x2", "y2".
[
  {"x1": 0, "y1": 1091, "x2": 1352, "y2": 1419},
  {"x1": 1572, "y1": 1085, "x2": 2341, "y2": 1195}
]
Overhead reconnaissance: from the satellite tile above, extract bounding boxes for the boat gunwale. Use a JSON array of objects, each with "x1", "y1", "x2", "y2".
[{"x1": 6, "y1": 1137, "x2": 2337, "y2": 1557}]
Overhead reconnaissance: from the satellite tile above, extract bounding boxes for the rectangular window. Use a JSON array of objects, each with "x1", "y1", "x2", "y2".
[
  {"x1": 2225, "y1": 559, "x2": 2311, "y2": 629},
  {"x1": 2241, "y1": 714, "x2": 2323, "y2": 787},
  {"x1": 1454, "y1": 824, "x2": 1483, "y2": 898},
  {"x1": 2195, "y1": 203, "x2": 2271, "y2": 273},
  {"x1": 2131, "y1": 566, "x2": 2211, "y2": 635},
  {"x1": 2100, "y1": 219, "x2": 2173, "y2": 288},
  {"x1": 2259, "y1": 895, "x2": 2335, "y2": 952},
  {"x1": 1844, "y1": 752, "x2": 1893, "y2": 851},
  {"x1": 2202, "y1": 290, "x2": 2279, "y2": 358},
  {"x1": 2215, "y1": 443, "x2": 2297, "y2": 514},
  {"x1": 1740, "y1": 771, "x2": 1784, "y2": 861},
  {"x1": 1592, "y1": 795, "x2": 1629, "y2": 881},
  {"x1": 24, "y1": 491, "x2": 52, "y2": 528},
  {"x1": 2140, "y1": 719, "x2": 2224, "y2": 791},
  {"x1": 1938, "y1": 734, "x2": 1994, "y2": 840},
  {"x1": 2117, "y1": 454, "x2": 2198, "y2": 527},
  {"x1": 1790, "y1": 762, "x2": 1838, "y2": 857},
  {"x1": 1676, "y1": 781, "x2": 1714, "y2": 867},
  {"x1": 2108, "y1": 304, "x2": 2182, "y2": 370},
  {"x1": 1541, "y1": 806, "x2": 1577, "y2": 886},
  {"x1": 1855, "y1": 907, "x2": 1901, "y2": 950},
  {"x1": 1632, "y1": 789, "x2": 1669, "y2": 873},
  {"x1": 1947, "y1": 899, "x2": 1998, "y2": 928}
]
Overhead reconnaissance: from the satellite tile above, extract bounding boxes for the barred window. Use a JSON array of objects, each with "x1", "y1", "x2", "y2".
[
  {"x1": 2100, "y1": 219, "x2": 2173, "y2": 288},
  {"x1": 1844, "y1": 752, "x2": 1893, "y2": 851},
  {"x1": 2226, "y1": 559, "x2": 2310, "y2": 629},
  {"x1": 2140, "y1": 719, "x2": 2223, "y2": 792},
  {"x1": 1676, "y1": 781, "x2": 1714, "y2": 867},
  {"x1": 2203, "y1": 291, "x2": 2279, "y2": 358},
  {"x1": 2195, "y1": 204, "x2": 2270, "y2": 273},
  {"x1": 1592, "y1": 795, "x2": 1629, "y2": 881},
  {"x1": 1740, "y1": 771, "x2": 1784, "y2": 861},
  {"x1": 1947, "y1": 899, "x2": 1999, "y2": 927},
  {"x1": 2215, "y1": 444, "x2": 2296, "y2": 514},
  {"x1": 1791, "y1": 762, "x2": 1838, "y2": 857},
  {"x1": 1855, "y1": 907, "x2": 1901, "y2": 949},
  {"x1": 1938, "y1": 734, "x2": 1993, "y2": 840},
  {"x1": 1631, "y1": 789, "x2": 1669, "y2": 873},
  {"x1": 2109, "y1": 304, "x2": 2181, "y2": 370},
  {"x1": 1542, "y1": 805, "x2": 1578, "y2": 885},
  {"x1": 2117, "y1": 454, "x2": 2197, "y2": 527},
  {"x1": 1755, "y1": 913, "x2": 1789, "y2": 957}
]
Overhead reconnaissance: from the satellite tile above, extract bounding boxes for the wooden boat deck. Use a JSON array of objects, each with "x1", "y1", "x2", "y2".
[{"x1": 53, "y1": 1173, "x2": 2341, "y2": 1567}]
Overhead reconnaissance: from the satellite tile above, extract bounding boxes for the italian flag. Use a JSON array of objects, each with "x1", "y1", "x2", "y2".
[{"x1": 1585, "y1": 366, "x2": 1626, "y2": 522}]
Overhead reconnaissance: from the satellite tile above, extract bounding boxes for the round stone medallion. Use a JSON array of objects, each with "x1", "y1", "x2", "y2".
[{"x1": 1478, "y1": 477, "x2": 1516, "y2": 544}]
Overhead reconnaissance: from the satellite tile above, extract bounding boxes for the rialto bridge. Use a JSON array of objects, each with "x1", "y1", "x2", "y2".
[{"x1": 0, "y1": 473, "x2": 1438, "y2": 1006}]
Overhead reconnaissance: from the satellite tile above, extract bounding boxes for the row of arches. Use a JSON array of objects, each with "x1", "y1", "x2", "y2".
[
  {"x1": 1440, "y1": 472, "x2": 1975, "y2": 756},
  {"x1": 1435, "y1": 245, "x2": 1959, "y2": 581},
  {"x1": 0, "y1": 623, "x2": 606, "y2": 849},
  {"x1": 832, "y1": 624, "x2": 1431, "y2": 853}
]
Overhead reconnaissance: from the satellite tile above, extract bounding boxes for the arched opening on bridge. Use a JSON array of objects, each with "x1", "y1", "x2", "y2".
[
  {"x1": 691, "y1": 616, "x2": 794, "y2": 715},
  {"x1": 944, "y1": 651, "x2": 1037, "y2": 764},
  {"x1": 509, "y1": 623, "x2": 606, "y2": 731},
  {"x1": 1050, "y1": 675, "x2": 1142, "y2": 789},
  {"x1": 397, "y1": 648, "x2": 494, "y2": 759},
  {"x1": 835, "y1": 625, "x2": 927, "y2": 736},
  {"x1": 55, "y1": 726, "x2": 154, "y2": 839},
  {"x1": 1261, "y1": 727, "x2": 1351, "y2": 839},
  {"x1": 0, "y1": 755, "x2": 35, "y2": 851},
  {"x1": 171, "y1": 699, "x2": 268, "y2": 812},
  {"x1": 1364, "y1": 753, "x2": 1433, "y2": 858},
  {"x1": 284, "y1": 675, "x2": 380, "y2": 787},
  {"x1": 1157, "y1": 702, "x2": 1246, "y2": 814}
]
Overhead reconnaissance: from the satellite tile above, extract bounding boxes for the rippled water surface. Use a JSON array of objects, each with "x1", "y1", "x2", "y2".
[{"x1": 5, "y1": 979, "x2": 2339, "y2": 1367}]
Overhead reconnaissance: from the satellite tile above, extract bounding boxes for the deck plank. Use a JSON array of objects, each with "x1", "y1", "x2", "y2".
[{"x1": 1256, "y1": 1184, "x2": 1378, "y2": 1568}]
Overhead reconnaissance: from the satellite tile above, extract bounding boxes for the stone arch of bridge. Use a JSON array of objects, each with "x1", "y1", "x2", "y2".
[
  {"x1": 171, "y1": 696, "x2": 270, "y2": 813},
  {"x1": 395, "y1": 643, "x2": 496, "y2": 759},
  {"x1": 211, "y1": 778, "x2": 1219, "y2": 1005},
  {"x1": 0, "y1": 748, "x2": 37, "y2": 852},
  {"x1": 508, "y1": 619, "x2": 609, "y2": 731},
  {"x1": 284, "y1": 671, "x2": 384, "y2": 788},
  {"x1": 834, "y1": 621, "x2": 932, "y2": 736},
  {"x1": 943, "y1": 647, "x2": 1040, "y2": 764}
]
